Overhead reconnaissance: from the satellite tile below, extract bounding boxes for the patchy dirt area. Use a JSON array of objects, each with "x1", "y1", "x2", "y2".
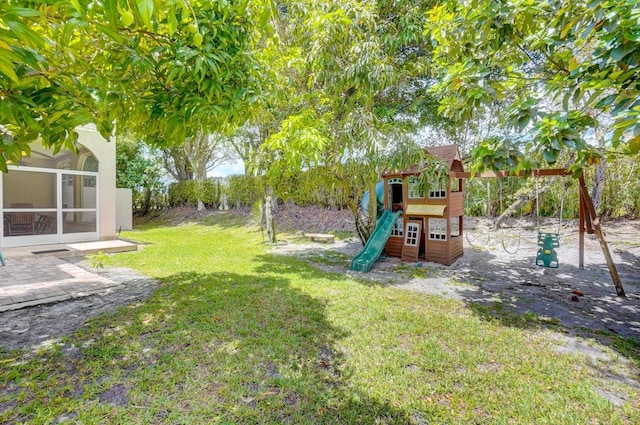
[
  {"x1": 3, "y1": 209, "x2": 637, "y2": 353},
  {"x1": 135, "y1": 204, "x2": 356, "y2": 234},
  {"x1": 271, "y1": 214, "x2": 640, "y2": 406},
  {"x1": 274, "y1": 216, "x2": 640, "y2": 340},
  {"x1": 2, "y1": 207, "x2": 638, "y2": 407}
]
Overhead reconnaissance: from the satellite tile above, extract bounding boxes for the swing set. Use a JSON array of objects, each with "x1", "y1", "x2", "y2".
[
  {"x1": 533, "y1": 174, "x2": 569, "y2": 268},
  {"x1": 451, "y1": 168, "x2": 626, "y2": 297},
  {"x1": 464, "y1": 175, "x2": 565, "y2": 262},
  {"x1": 464, "y1": 178, "x2": 526, "y2": 254}
]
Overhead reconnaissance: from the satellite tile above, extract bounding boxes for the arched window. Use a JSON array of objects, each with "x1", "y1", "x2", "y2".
[
  {"x1": 19, "y1": 144, "x2": 99, "y2": 171},
  {"x1": 82, "y1": 154, "x2": 99, "y2": 172}
]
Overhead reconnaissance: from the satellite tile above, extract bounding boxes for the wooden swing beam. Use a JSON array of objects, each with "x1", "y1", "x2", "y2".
[
  {"x1": 449, "y1": 168, "x2": 625, "y2": 297},
  {"x1": 449, "y1": 168, "x2": 571, "y2": 179}
]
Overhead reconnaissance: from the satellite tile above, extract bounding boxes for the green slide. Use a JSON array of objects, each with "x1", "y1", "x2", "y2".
[{"x1": 350, "y1": 210, "x2": 402, "y2": 273}]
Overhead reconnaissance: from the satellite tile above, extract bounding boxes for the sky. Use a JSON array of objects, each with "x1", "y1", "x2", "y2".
[{"x1": 208, "y1": 159, "x2": 245, "y2": 177}]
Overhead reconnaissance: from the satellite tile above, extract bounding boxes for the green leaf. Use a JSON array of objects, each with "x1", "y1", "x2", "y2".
[
  {"x1": 562, "y1": 92, "x2": 570, "y2": 111},
  {"x1": 563, "y1": 139, "x2": 577, "y2": 149},
  {"x1": 103, "y1": 0, "x2": 119, "y2": 30},
  {"x1": 68, "y1": 0, "x2": 83, "y2": 13},
  {"x1": 543, "y1": 149, "x2": 558, "y2": 164},
  {"x1": 167, "y1": 5, "x2": 177, "y2": 36},
  {"x1": 572, "y1": 87, "x2": 582, "y2": 105},
  {"x1": 4, "y1": 6, "x2": 42, "y2": 18},
  {"x1": 610, "y1": 46, "x2": 635, "y2": 61},
  {"x1": 594, "y1": 93, "x2": 618, "y2": 109},
  {"x1": 560, "y1": 17, "x2": 579, "y2": 38},
  {"x1": 136, "y1": 0, "x2": 154, "y2": 28},
  {"x1": 629, "y1": 135, "x2": 640, "y2": 154},
  {"x1": 259, "y1": 7, "x2": 271, "y2": 29},
  {"x1": 5, "y1": 20, "x2": 46, "y2": 47},
  {"x1": 0, "y1": 55, "x2": 18, "y2": 81},
  {"x1": 517, "y1": 115, "x2": 529, "y2": 130},
  {"x1": 611, "y1": 98, "x2": 633, "y2": 115}
]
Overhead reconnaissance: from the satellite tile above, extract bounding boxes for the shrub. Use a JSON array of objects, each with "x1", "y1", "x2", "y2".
[
  {"x1": 227, "y1": 174, "x2": 262, "y2": 207},
  {"x1": 168, "y1": 178, "x2": 224, "y2": 208}
]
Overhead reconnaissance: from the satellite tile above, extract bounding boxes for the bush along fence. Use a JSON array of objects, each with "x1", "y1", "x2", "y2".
[
  {"x1": 134, "y1": 167, "x2": 370, "y2": 212},
  {"x1": 164, "y1": 175, "x2": 263, "y2": 209}
]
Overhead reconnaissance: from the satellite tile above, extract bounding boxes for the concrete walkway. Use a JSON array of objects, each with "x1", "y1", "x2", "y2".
[
  {"x1": 0, "y1": 240, "x2": 137, "y2": 312},
  {"x1": 1, "y1": 239, "x2": 137, "y2": 259}
]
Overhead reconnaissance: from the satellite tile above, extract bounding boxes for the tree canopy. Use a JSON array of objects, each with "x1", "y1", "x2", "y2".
[
  {"x1": 425, "y1": 0, "x2": 640, "y2": 174},
  {"x1": 0, "y1": 0, "x2": 267, "y2": 170},
  {"x1": 2, "y1": 0, "x2": 638, "y2": 179}
]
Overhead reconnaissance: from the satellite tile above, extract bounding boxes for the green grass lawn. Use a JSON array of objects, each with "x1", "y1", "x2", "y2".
[{"x1": 1, "y1": 213, "x2": 638, "y2": 424}]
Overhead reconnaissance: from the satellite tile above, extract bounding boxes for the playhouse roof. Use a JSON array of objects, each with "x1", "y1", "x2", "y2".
[
  {"x1": 382, "y1": 144, "x2": 463, "y2": 177},
  {"x1": 426, "y1": 144, "x2": 462, "y2": 170}
]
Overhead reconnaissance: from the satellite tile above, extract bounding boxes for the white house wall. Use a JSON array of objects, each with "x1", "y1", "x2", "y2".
[
  {"x1": 75, "y1": 125, "x2": 116, "y2": 241},
  {"x1": 116, "y1": 188, "x2": 133, "y2": 231}
]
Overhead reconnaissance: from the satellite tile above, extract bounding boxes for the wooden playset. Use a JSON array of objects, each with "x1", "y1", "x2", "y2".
[
  {"x1": 349, "y1": 144, "x2": 625, "y2": 297},
  {"x1": 381, "y1": 144, "x2": 465, "y2": 266}
]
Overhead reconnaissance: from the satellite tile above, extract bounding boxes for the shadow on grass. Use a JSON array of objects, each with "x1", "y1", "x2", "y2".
[
  {"x1": 0, "y1": 270, "x2": 411, "y2": 424},
  {"x1": 251, "y1": 253, "x2": 351, "y2": 283}
]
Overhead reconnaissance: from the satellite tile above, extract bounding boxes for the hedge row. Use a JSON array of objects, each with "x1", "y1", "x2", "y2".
[
  {"x1": 277, "y1": 172, "x2": 353, "y2": 209},
  {"x1": 168, "y1": 179, "x2": 224, "y2": 208},
  {"x1": 166, "y1": 169, "x2": 361, "y2": 210},
  {"x1": 168, "y1": 175, "x2": 263, "y2": 208}
]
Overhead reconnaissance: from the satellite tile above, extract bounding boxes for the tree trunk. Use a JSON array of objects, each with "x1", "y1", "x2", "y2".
[
  {"x1": 493, "y1": 176, "x2": 556, "y2": 229},
  {"x1": 194, "y1": 176, "x2": 206, "y2": 211},
  {"x1": 591, "y1": 157, "x2": 606, "y2": 215},
  {"x1": 162, "y1": 148, "x2": 194, "y2": 181},
  {"x1": 197, "y1": 197, "x2": 205, "y2": 211},
  {"x1": 334, "y1": 171, "x2": 369, "y2": 245},
  {"x1": 140, "y1": 187, "x2": 152, "y2": 216},
  {"x1": 591, "y1": 124, "x2": 607, "y2": 214},
  {"x1": 366, "y1": 179, "x2": 378, "y2": 239},
  {"x1": 264, "y1": 186, "x2": 277, "y2": 243},
  {"x1": 184, "y1": 131, "x2": 210, "y2": 212}
]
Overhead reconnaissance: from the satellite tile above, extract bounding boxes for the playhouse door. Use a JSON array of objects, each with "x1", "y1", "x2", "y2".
[{"x1": 401, "y1": 220, "x2": 422, "y2": 262}]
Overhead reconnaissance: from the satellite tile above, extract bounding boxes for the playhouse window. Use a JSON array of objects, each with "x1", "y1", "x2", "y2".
[
  {"x1": 451, "y1": 178, "x2": 462, "y2": 193},
  {"x1": 405, "y1": 223, "x2": 420, "y2": 246},
  {"x1": 450, "y1": 216, "x2": 461, "y2": 237},
  {"x1": 428, "y1": 218, "x2": 447, "y2": 241},
  {"x1": 428, "y1": 181, "x2": 446, "y2": 199},
  {"x1": 391, "y1": 217, "x2": 404, "y2": 237},
  {"x1": 407, "y1": 176, "x2": 424, "y2": 199}
]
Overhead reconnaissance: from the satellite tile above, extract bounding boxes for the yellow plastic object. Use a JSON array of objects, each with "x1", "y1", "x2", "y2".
[{"x1": 405, "y1": 204, "x2": 447, "y2": 216}]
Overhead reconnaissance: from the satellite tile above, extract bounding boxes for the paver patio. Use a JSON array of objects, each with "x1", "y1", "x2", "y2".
[
  {"x1": 0, "y1": 240, "x2": 137, "y2": 312},
  {"x1": 0, "y1": 256, "x2": 119, "y2": 312}
]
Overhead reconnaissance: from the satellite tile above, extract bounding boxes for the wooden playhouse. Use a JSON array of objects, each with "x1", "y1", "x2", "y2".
[{"x1": 382, "y1": 144, "x2": 465, "y2": 266}]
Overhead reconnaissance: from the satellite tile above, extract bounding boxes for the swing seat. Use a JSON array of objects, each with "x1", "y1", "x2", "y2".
[
  {"x1": 537, "y1": 232, "x2": 560, "y2": 248},
  {"x1": 536, "y1": 233, "x2": 559, "y2": 268}
]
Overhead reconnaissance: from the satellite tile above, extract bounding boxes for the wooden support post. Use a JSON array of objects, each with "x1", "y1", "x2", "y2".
[
  {"x1": 581, "y1": 192, "x2": 594, "y2": 234},
  {"x1": 578, "y1": 176, "x2": 625, "y2": 297}
]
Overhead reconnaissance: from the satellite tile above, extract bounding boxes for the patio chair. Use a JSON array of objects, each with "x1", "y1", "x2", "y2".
[{"x1": 7, "y1": 203, "x2": 36, "y2": 236}]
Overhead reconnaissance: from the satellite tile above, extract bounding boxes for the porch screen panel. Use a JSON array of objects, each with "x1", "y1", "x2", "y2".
[
  {"x1": 3, "y1": 170, "x2": 57, "y2": 237},
  {"x1": 3, "y1": 170, "x2": 56, "y2": 208},
  {"x1": 62, "y1": 173, "x2": 97, "y2": 234},
  {"x1": 3, "y1": 211, "x2": 57, "y2": 236}
]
